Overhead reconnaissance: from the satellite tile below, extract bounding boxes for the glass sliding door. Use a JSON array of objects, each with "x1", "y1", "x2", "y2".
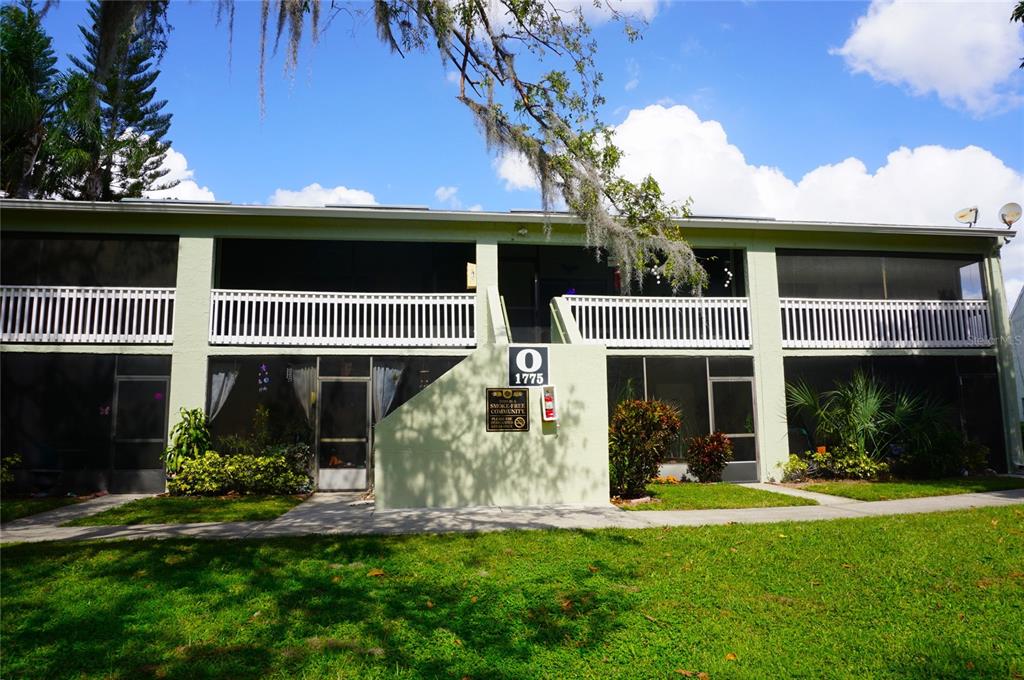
[{"x1": 317, "y1": 378, "x2": 371, "y2": 490}]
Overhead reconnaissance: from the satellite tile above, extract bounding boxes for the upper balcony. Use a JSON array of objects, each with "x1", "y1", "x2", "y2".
[
  {"x1": 501, "y1": 243, "x2": 748, "y2": 346},
  {"x1": 209, "y1": 238, "x2": 478, "y2": 348},
  {"x1": 564, "y1": 295, "x2": 751, "y2": 348},
  {"x1": 0, "y1": 233, "x2": 178, "y2": 344},
  {"x1": 209, "y1": 289, "x2": 475, "y2": 347},
  {"x1": 776, "y1": 249, "x2": 994, "y2": 350},
  {"x1": 779, "y1": 298, "x2": 992, "y2": 349},
  {"x1": 2, "y1": 285, "x2": 175, "y2": 343}
]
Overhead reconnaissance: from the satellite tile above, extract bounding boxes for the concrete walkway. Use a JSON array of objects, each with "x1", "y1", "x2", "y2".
[
  {"x1": 2, "y1": 487, "x2": 1023, "y2": 544},
  {"x1": 741, "y1": 482, "x2": 859, "y2": 505},
  {"x1": 2, "y1": 493, "x2": 151, "y2": 530}
]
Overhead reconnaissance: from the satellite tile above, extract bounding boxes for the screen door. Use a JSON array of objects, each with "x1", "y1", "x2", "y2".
[
  {"x1": 111, "y1": 377, "x2": 169, "y2": 492},
  {"x1": 317, "y1": 378, "x2": 370, "y2": 490},
  {"x1": 709, "y1": 378, "x2": 759, "y2": 482}
]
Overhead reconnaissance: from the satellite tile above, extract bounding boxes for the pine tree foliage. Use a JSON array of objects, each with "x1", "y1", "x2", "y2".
[
  {"x1": 0, "y1": 0, "x2": 175, "y2": 200},
  {"x1": 64, "y1": 0, "x2": 176, "y2": 200},
  {"x1": 1014, "y1": 1, "x2": 1024, "y2": 68},
  {"x1": 0, "y1": 1, "x2": 60, "y2": 198}
]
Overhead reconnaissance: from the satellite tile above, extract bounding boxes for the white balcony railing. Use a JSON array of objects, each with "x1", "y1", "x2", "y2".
[
  {"x1": 1, "y1": 285, "x2": 175, "y2": 343},
  {"x1": 565, "y1": 295, "x2": 752, "y2": 348},
  {"x1": 780, "y1": 298, "x2": 993, "y2": 349},
  {"x1": 209, "y1": 289, "x2": 477, "y2": 347}
]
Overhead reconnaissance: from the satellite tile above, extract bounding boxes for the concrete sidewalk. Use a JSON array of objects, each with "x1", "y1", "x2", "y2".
[{"x1": 2, "y1": 487, "x2": 1023, "y2": 544}]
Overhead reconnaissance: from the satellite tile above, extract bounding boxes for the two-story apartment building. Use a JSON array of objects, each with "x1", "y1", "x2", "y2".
[{"x1": 1, "y1": 199, "x2": 1020, "y2": 508}]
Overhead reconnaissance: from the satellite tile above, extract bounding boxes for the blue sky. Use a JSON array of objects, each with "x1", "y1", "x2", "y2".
[{"x1": 38, "y1": 0, "x2": 1024, "y2": 296}]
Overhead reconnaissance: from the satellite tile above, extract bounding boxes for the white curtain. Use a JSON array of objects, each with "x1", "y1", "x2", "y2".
[
  {"x1": 207, "y1": 368, "x2": 239, "y2": 421},
  {"x1": 290, "y1": 364, "x2": 317, "y2": 424},
  {"x1": 373, "y1": 363, "x2": 405, "y2": 423}
]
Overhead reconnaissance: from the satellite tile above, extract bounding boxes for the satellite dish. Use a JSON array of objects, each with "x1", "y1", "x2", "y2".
[
  {"x1": 999, "y1": 202, "x2": 1021, "y2": 228},
  {"x1": 954, "y1": 206, "x2": 978, "y2": 227}
]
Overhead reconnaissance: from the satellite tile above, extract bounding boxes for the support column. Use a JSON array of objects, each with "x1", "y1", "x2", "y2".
[
  {"x1": 475, "y1": 240, "x2": 499, "y2": 344},
  {"x1": 166, "y1": 236, "x2": 215, "y2": 437},
  {"x1": 746, "y1": 243, "x2": 789, "y2": 481},
  {"x1": 984, "y1": 252, "x2": 1023, "y2": 470}
]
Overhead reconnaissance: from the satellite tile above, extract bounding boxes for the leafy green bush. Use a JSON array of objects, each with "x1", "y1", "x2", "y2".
[
  {"x1": 167, "y1": 451, "x2": 312, "y2": 496},
  {"x1": 1, "y1": 452, "x2": 22, "y2": 485},
  {"x1": 786, "y1": 371, "x2": 951, "y2": 465},
  {"x1": 166, "y1": 452, "x2": 231, "y2": 495},
  {"x1": 609, "y1": 399, "x2": 682, "y2": 499},
  {"x1": 891, "y1": 429, "x2": 990, "y2": 479},
  {"x1": 266, "y1": 442, "x2": 314, "y2": 477},
  {"x1": 683, "y1": 432, "x2": 734, "y2": 482},
  {"x1": 163, "y1": 408, "x2": 212, "y2": 474},
  {"x1": 781, "y1": 446, "x2": 888, "y2": 482},
  {"x1": 780, "y1": 454, "x2": 810, "y2": 482}
]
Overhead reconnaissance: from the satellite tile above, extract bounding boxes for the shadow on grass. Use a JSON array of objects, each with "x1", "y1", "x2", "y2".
[{"x1": 0, "y1": 533, "x2": 635, "y2": 679}]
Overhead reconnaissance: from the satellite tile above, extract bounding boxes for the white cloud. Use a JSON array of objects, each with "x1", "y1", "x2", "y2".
[
  {"x1": 832, "y1": 0, "x2": 1024, "y2": 116},
  {"x1": 143, "y1": 147, "x2": 216, "y2": 201},
  {"x1": 613, "y1": 104, "x2": 1024, "y2": 302},
  {"x1": 493, "y1": 103, "x2": 1024, "y2": 301},
  {"x1": 494, "y1": 151, "x2": 540, "y2": 191},
  {"x1": 267, "y1": 182, "x2": 376, "y2": 207},
  {"x1": 435, "y1": 185, "x2": 460, "y2": 205},
  {"x1": 467, "y1": 203, "x2": 484, "y2": 211}
]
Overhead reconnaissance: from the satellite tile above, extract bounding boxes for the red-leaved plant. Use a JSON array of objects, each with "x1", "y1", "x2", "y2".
[
  {"x1": 684, "y1": 432, "x2": 734, "y2": 482},
  {"x1": 609, "y1": 399, "x2": 682, "y2": 499}
]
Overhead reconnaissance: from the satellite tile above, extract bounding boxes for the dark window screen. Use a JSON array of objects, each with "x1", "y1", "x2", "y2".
[
  {"x1": 777, "y1": 250, "x2": 985, "y2": 300},
  {"x1": 645, "y1": 357, "x2": 710, "y2": 449},
  {"x1": 712, "y1": 382, "x2": 755, "y2": 434},
  {"x1": 319, "y1": 356, "x2": 370, "y2": 377},
  {"x1": 607, "y1": 357, "x2": 645, "y2": 412},
  {"x1": 1, "y1": 233, "x2": 178, "y2": 287},
  {"x1": 217, "y1": 239, "x2": 474, "y2": 293},
  {"x1": 319, "y1": 382, "x2": 368, "y2": 439},
  {"x1": 115, "y1": 380, "x2": 168, "y2": 440},
  {"x1": 1, "y1": 354, "x2": 115, "y2": 471}
]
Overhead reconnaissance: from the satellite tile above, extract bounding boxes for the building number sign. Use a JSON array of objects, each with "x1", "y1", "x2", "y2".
[{"x1": 508, "y1": 346, "x2": 549, "y2": 386}]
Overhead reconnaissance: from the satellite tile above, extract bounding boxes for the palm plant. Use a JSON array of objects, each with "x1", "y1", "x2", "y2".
[{"x1": 786, "y1": 371, "x2": 950, "y2": 462}]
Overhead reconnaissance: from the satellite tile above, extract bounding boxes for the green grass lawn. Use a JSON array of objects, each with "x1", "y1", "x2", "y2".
[
  {"x1": 800, "y1": 477, "x2": 1024, "y2": 502},
  {"x1": 1, "y1": 497, "x2": 83, "y2": 524},
  {"x1": 62, "y1": 495, "x2": 306, "y2": 527},
  {"x1": 5, "y1": 507, "x2": 1022, "y2": 679},
  {"x1": 620, "y1": 482, "x2": 817, "y2": 511}
]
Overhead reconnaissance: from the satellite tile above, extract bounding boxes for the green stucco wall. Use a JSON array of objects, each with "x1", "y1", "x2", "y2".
[
  {"x1": 166, "y1": 236, "x2": 215, "y2": 437},
  {"x1": 373, "y1": 343, "x2": 610, "y2": 508}
]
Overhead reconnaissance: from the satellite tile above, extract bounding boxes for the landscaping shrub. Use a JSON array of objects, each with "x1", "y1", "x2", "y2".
[
  {"x1": 266, "y1": 442, "x2": 315, "y2": 477},
  {"x1": 167, "y1": 451, "x2": 311, "y2": 496},
  {"x1": 609, "y1": 399, "x2": 681, "y2": 499},
  {"x1": 786, "y1": 371, "x2": 963, "y2": 480},
  {"x1": 683, "y1": 432, "x2": 734, "y2": 482},
  {"x1": 890, "y1": 429, "x2": 990, "y2": 479},
  {"x1": 163, "y1": 408, "x2": 212, "y2": 474},
  {"x1": 1, "y1": 452, "x2": 22, "y2": 485},
  {"x1": 781, "y1": 446, "x2": 888, "y2": 482},
  {"x1": 166, "y1": 452, "x2": 230, "y2": 495}
]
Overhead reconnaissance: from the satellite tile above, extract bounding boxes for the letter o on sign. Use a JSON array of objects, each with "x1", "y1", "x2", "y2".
[
  {"x1": 508, "y1": 346, "x2": 549, "y2": 387},
  {"x1": 515, "y1": 349, "x2": 543, "y2": 373}
]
